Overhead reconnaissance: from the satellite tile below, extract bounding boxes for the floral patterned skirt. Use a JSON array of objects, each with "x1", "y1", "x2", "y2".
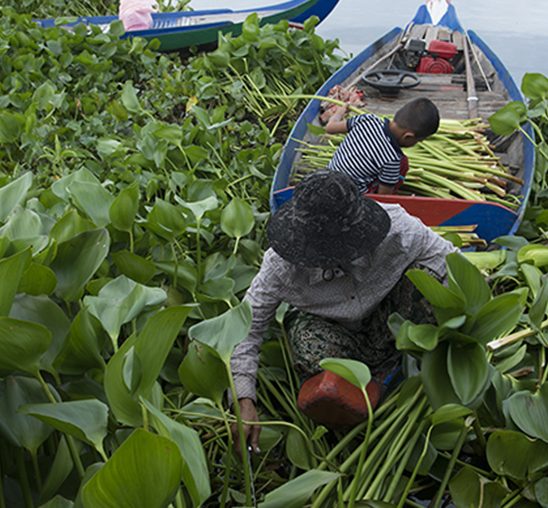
[{"x1": 285, "y1": 269, "x2": 436, "y2": 382}]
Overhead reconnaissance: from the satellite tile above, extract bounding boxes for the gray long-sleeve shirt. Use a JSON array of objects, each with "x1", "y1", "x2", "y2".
[{"x1": 231, "y1": 203, "x2": 458, "y2": 401}]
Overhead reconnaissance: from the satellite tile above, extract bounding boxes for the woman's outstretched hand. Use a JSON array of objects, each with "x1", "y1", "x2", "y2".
[{"x1": 231, "y1": 398, "x2": 261, "y2": 458}]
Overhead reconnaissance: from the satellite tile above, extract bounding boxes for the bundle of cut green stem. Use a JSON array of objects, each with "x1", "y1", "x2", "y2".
[
  {"x1": 309, "y1": 378, "x2": 437, "y2": 507},
  {"x1": 433, "y1": 225, "x2": 488, "y2": 248},
  {"x1": 219, "y1": 62, "x2": 332, "y2": 138},
  {"x1": 295, "y1": 117, "x2": 523, "y2": 209}
]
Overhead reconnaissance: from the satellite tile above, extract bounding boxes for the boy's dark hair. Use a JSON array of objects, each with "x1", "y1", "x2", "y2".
[{"x1": 394, "y1": 98, "x2": 440, "y2": 139}]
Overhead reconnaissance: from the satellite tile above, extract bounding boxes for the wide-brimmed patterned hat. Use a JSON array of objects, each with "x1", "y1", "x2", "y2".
[{"x1": 268, "y1": 171, "x2": 391, "y2": 268}]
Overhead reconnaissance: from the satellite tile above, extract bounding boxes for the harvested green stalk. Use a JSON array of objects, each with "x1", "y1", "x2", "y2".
[{"x1": 293, "y1": 117, "x2": 522, "y2": 209}]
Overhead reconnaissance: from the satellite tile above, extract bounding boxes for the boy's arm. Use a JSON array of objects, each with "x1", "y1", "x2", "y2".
[
  {"x1": 376, "y1": 159, "x2": 401, "y2": 193},
  {"x1": 325, "y1": 105, "x2": 349, "y2": 134}
]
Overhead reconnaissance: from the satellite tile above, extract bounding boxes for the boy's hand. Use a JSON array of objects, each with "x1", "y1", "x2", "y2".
[
  {"x1": 325, "y1": 106, "x2": 349, "y2": 134},
  {"x1": 377, "y1": 183, "x2": 396, "y2": 195},
  {"x1": 331, "y1": 104, "x2": 348, "y2": 121}
]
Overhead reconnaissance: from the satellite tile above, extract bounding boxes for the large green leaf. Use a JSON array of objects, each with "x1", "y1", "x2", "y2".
[
  {"x1": 521, "y1": 72, "x2": 548, "y2": 101},
  {"x1": 430, "y1": 404, "x2": 473, "y2": 426},
  {"x1": 112, "y1": 250, "x2": 156, "y2": 284},
  {"x1": 518, "y1": 244, "x2": 548, "y2": 268},
  {"x1": 467, "y1": 293, "x2": 524, "y2": 343},
  {"x1": 447, "y1": 343, "x2": 490, "y2": 405},
  {"x1": 258, "y1": 470, "x2": 340, "y2": 508},
  {"x1": 40, "y1": 496, "x2": 74, "y2": 508},
  {"x1": 406, "y1": 268, "x2": 464, "y2": 310},
  {"x1": 431, "y1": 419, "x2": 466, "y2": 451},
  {"x1": 143, "y1": 400, "x2": 211, "y2": 507},
  {"x1": 51, "y1": 169, "x2": 99, "y2": 202},
  {"x1": 10, "y1": 295, "x2": 71, "y2": 371},
  {"x1": 55, "y1": 309, "x2": 106, "y2": 375},
  {"x1": 49, "y1": 210, "x2": 95, "y2": 244},
  {"x1": 221, "y1": 198, "x2": 255, "y2": 240},
  {"x1": 0, "y1": 207, "x2": 50, "y2": 255},
  {"x1": 0, "y1": 172, "x2": 33, "y2": 222},
  {"x1": 319, "y1": 357, "x2": 371, "y2": 391},
  {"x1": 104, "y1": 335, "x2": 148, "y2": 426},
  {"x1": 0, "y1": 111, "x2": 25, "y2": 144},
  {"x1": 178, "y1": 341, "x2": 228, "y2": 405},
  {"x1": 446, "y1": 253, "x2": 491, "y2": 315},
  {"x1": 0, "y1": 317, "x2": 51, "y2": 375},
  {"x1": 463, "y1": 251, "x2": 506, "y2": 271},
  {"x1": 134, "y1": 306, "x2": 193, "y2": 390},
  {"x1": 505, "y1": 384, "x2": 548, "y2": 443},
  {"x1": 408, "y1": 323, "x2": 440, "y2": 351},
  {"x1": 146, "y1": 199, "x2": 186, "y2": 240},
  {"x1": 18, "y1": 263, "x2": 57, "y2": 296},
  {"x1": 488, "y1": 101, "x2": 527, "y2": 136},
  {"x1": 495, "y1": 344, "x2": 527, "y2": 373},
  {"x1": 69, "y1": 181, "x2": 114, "y2": 228},
  {"x1": 105, "y1": 306, "x2": 193, "y2": 426},
  {"x1": 0, "y1": 248, "x2": 31, "y2": 316},
  {"x1": 242, "y1": 13, "x2": 260, "y2": 42},
  {"x1": 521, "y1": 263, "x2": 543, "y2": 299},
  {"x1": 40, "y1": 438, "x2": 73, "y2": 504},
  {"x1": 81, "y1": 429, "x2": 182, "y2": 508},
  {"x1": 449, "y1": 466, "x2": 509, "y2": 508},
  {"x1": 155, "y1": 259, "x2": 198, "y2": 295},
  {"x1": 84, "y1": 276, "x2": 166, "y2": 345},
  {"x1": 286, "y1": 428, "x2": 312, "y2": 470},
  {"x1": 109, "y1": 182, "x2": 140, "y2": 233},
  {"x1": 0, "y1": 376, "x2": 54, "y2": 454},
  {"x1": 486, "y1": 430, "x2": 548, "y2": 480},
  {"x1": 535, "y1": 478, "x2": 548, "y2": 508},
  {"x1": 51, "y1": 229, "x2": 110, "y2": 301},
  {"x1": 22, "y1": 399, "x2": 109, "y2": 456},
  {"x1": 529, "y1": 275, "x2": 548, "y2": 328},
  {"x1": 188, "y1": 301, "x2": 252, "y2": 364},
  {"x1": 177, "y1": 195, "x2": 218, "y2": 223},
  {"x1": 421, "y1": 342, "x2": 460, "y2": 409},
  {"x1": 121, "y1": 82, "x2": 142, "y2": 113},
  {"x1": 388, "y1": 315, "x2": 421, "y2": 352}
]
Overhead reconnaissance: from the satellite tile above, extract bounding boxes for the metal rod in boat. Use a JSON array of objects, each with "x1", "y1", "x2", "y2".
[
  {"x1": 465, "y1": 31, "x2": 492, "y2": 92},
  {"x1": 463, "y1": 34, "x2": 479, "y2": 118}
]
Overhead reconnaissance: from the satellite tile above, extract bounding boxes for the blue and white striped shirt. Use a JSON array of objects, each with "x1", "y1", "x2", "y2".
[{"x1": 328, "y1": 114, "x2": 404, "y2": 193}]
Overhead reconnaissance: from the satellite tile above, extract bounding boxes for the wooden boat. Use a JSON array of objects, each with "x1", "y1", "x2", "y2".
[
  {"x1": 37, "y1": 0, "x2": 339, "y2": 52},
  {"x1": 271, "y1": 1, "x2": 535, "y2": 243}
]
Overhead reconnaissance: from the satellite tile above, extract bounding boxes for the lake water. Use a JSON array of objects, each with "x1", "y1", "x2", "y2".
[{"x1": 189, "y1": 0, "x2": 548, "y2": 85}]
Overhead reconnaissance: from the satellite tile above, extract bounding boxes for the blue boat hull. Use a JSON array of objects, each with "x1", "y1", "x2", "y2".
[{"x1": 37, "y1": 0, "x2": 339, "y2": 51}]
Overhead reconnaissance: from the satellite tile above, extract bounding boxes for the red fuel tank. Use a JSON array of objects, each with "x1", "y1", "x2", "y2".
[{"x1": 428, "y1": 40, "x2": 458, "y2": 59}]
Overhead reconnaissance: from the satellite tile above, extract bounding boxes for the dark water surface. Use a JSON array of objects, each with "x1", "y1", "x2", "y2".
[{"x1": 190, "y1": 0, "x2": 548, "y2": 85}]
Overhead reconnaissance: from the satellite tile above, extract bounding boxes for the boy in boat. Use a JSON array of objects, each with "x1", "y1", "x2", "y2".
[
  {"x1": 231, "y1": 171, "x2": 456, "y2": 447},
  {"x1": 325, "y1": 97, "x2": 440, "y2": 195}
]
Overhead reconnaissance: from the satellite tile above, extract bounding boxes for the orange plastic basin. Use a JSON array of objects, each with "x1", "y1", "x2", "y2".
[{"x1": 297, "y1": 371, "x2": 382, "y2": 428}]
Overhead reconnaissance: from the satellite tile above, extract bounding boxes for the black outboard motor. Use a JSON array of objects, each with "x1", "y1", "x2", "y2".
[{"x1": 402, "y1": 38, "x2": 426, "y2": 70}]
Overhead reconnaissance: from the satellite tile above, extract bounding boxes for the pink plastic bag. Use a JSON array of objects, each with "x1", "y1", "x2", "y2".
[{"x1": 119, "y1": 0, "x2": 156, "y2": 31}]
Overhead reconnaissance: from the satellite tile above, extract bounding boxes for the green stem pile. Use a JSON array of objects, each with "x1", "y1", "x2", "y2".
[{"x1": 296, "y1": 118, "x2": 523, "y2": 209}]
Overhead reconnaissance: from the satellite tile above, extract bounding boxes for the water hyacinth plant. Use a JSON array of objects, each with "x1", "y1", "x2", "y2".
[{"x1": 0, "y1": 2, "x2": 547, "y2": 506}]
